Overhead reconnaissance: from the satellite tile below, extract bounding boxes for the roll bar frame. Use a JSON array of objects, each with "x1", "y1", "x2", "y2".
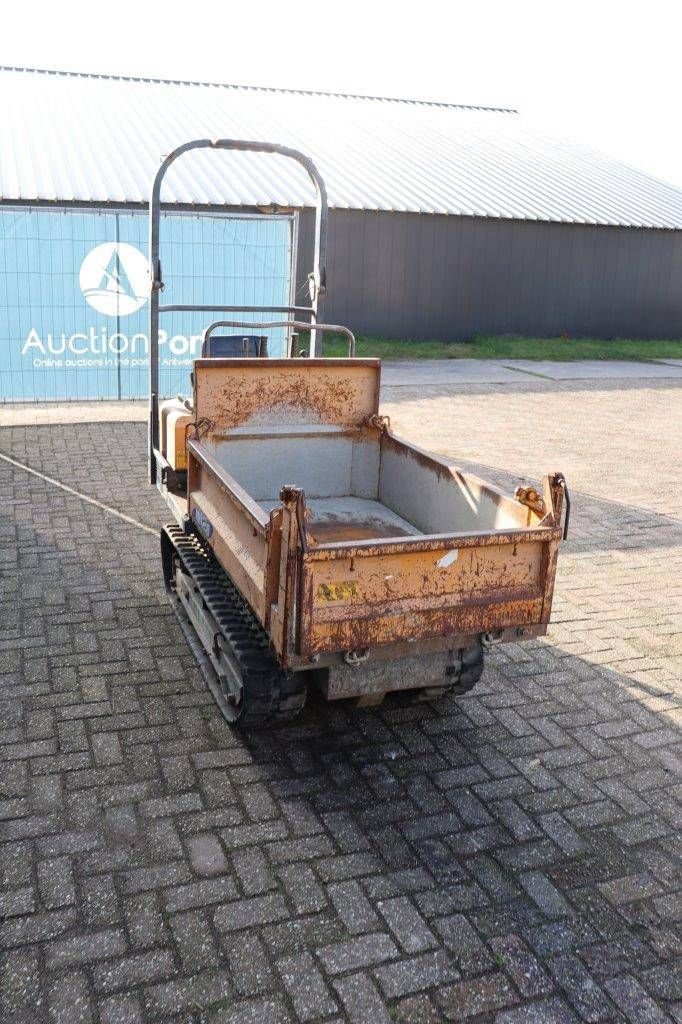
[
  {"x1": 148, "y1": 138, "x2": 329, "y2": 482},
  {"x1": 202, "y1": 319, "x2": 356, "y2": 358}
]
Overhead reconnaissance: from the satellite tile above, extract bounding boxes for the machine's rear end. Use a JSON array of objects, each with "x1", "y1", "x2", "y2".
[
  {"x1": 161, "y1": 357, "x2": 567, "y2": 722},
  {"x1": 149, "y1": 137, "x2": 568, "y2": 728}
]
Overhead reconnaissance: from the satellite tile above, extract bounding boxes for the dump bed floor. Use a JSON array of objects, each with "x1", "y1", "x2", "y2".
[{"x1": 259, "y1": 496, "x2": 422, "y2": 544}]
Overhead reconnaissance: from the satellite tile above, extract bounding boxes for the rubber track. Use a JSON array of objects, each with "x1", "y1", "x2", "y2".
[
  {"x1": 449, "y1": 637, "x2": 485, "y2": 696},
  {"x1": 396, "y1": 637, "x2": 485, "y2": 705},
  {"x1": 162, "y1": 524, "x2": 306, "y2": 726}
]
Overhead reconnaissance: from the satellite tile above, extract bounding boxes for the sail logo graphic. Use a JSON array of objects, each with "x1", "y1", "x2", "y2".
[{"x1": 79, "y1": 242, "x2": 149, "y2": 316}]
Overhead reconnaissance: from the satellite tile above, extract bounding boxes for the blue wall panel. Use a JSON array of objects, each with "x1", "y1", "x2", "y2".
[{"x1": 0, "y1": 207, "x2": 292, "y2": 401}]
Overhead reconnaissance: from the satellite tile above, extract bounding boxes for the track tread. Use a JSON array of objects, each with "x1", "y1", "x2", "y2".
[{"x1": 162, "y1": 524, "x2": 305, "y2": 727}]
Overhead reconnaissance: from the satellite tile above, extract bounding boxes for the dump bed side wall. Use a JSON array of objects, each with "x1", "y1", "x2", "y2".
[
  {"x1": 187, "y1": 443, "x2": 273, "y2": 626},
  {"x1": 379, "y1": 433, "x2": 530, "y2": 534}
]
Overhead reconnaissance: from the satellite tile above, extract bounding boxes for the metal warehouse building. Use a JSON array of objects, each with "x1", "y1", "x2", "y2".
[{"x1": 1, "y1": 65, "x2": 682, "y2": 401}]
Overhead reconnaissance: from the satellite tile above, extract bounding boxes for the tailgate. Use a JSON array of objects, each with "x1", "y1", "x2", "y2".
[{"x1": 298, "y1": 529, "x2": 561, "y2": 656}]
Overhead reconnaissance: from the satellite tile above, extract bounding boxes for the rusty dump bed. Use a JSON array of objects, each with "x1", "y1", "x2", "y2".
[{"x1": 185, "y1": 359, "x2": 565, "y2": 670}]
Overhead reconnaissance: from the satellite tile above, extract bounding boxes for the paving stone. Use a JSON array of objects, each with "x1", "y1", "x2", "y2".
[
  {"x1": 45, "y1": 928, "x2": 128, "y2": 970},
  {"x1": 437, "y1": 971, "x2": 519, "y2": 1018},
  {"x1": 264, "y1": 914, "x2": 343, "y2": 956},
  {"x1": 334, "y1": 972, "x2": 392, "y2": 1024},
  {"x1": 277, "y1": 951, "x2": 338, "y2": 1020},
  {"x1": 124, "y1": 892, "x2": 168, "y2": 948},
  {"x1": 1, "y1": 948, "x2": 42, "y2": 1020},
  {"x1": 143, "y1": 970, "x2": 231, "y2": 1017},
  {"x1": 240, "y1": 783, "x2": 279, "y2": 822},
  {"x1": 278, "y1": 863, "x2": 327, "y2": 914},
  {"x1": 548, "y1": 953, "x2": 614, "y2": 1022},
  {"x1": 640, "y1": 961, "x2": 682, "y2": 1002},
  {"x1": 187, "y1": 833, "x2": 229, "y2": 876},
  {"x1": 597, "y1": 873, "x2": 663, "y2": 904},
  {"x1": 165, "y1": 875, "x2": 239, "y2": 912},
  {"x1": 327, "y1": 880, "x2": 380, "y2": 935},
  {"x1": 604, "y1": 974, "x2": 672, "y2": 1024},
  {"x1": 0, "y1": 908, "x2": 76, "y2": 947},
  {"x1": 121, "y1": 862, "x2": 191, "y2": 894},
  {"x1": 316, "y1": 852, "x2": 382, "y2": 881},
  {"x1": 98, "y1": 994, "x2": 144, "y2": 1024},
  {"x1": 80, "y1": 875, "x2": 121, "y2": 926},
  {"x1": 468, "y1": 855, "x2": 521, "y2": 901},
  {"x1": 170, "y1": 909, "x2": 220, "y2": 971},
  {"x1": 147, "y1": 818, "x2": 184, "y2": 860},
  {"x1": 494, "y1": 995, "x2": 580, "y2": 1023},
  {"x1": 393, "y1": 993, "x2": 443, "y2": 1024},
  {"x1": 377, "y1": 896, "x2": 437, "y2": 952},
  {"x1": 538, "y1": 812, "x2": 587, "y2": 855},
  {"x1": 47, "y1": 971, "x2": 94, "y2": 1024},
  {"x1": 93, "y1": 949, "x2": 177, "y2": 993},
  {"x1": 30, "y1": 775, "x2": 64, "y2": 814},
  {"x1": 139, "y1": 792, "x2": 203, "y2": 818},
  {"x1": 91, "y1": 733, "x2": 123, "y2": 767},
  {"x1": 221, "y1": 932, "x2": 275, "y2": 996},
  {"x1": 37, "y1": 856, "x2": 76, "y2": 909},
  {"x1": 490, "y1": 934, "x2": 554, "y2": 998},
  {"x1": 267, "y1": 835, "x2": 335, "y2": 864},
  {"x1": 433, "y1": 912, "x2": 494, "y2": 974},
  {"x1": 0, "y1": 886, "x2": 35, "y2": 917},
  {"x1": 323, "y1": 811, "x2": 372, "y2": 853},
  {"x1": 213, "y1": 894, "x2": 289, "y2": 932},
  {"x1": 221, "y1": 822, "x2": 289, "y2": 850},
  {"x1": 317, "y1": 933, "x2": 399, "y2": 974},
  {"x1": 232, "y1": 846, "x2": 277, "y2": 895},
  {"x1": 519, "y1": 872, "x2": 572, "y2": 918},
  {"x1": 374, "y1": 950, "x2": 459, "y2": 998},
  {"x1": 208, "y1": 995, "x2": 292, "y2": 1024}
]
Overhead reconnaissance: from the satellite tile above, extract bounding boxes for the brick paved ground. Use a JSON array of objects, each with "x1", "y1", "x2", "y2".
[{"x1": 0, "y1": 377, "x2": 680, "y2": 1024}]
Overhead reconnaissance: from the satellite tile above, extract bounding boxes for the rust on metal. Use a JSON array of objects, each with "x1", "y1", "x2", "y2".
[
  {"x1": 193, "y1": 359, "x2": 380, "y2": 434},
  {"x1": 514, "y1": 485, "x2": 546, "y2": 517},
  {"x1": 295, "y1": 525, "x2": 557, "y2": 657},
  {"x1": 306, "y1": 517, "x2": 415, "y2": 544},
  {"x1": 182, "y1": 359, "x2": 566, "y2": 674},
  {"x1": 304, "y1": 526, "x2": 563, "y2": 559},
  {"x1": 364, "y1": 412, "x2": 391, "y2": 432},
  {"x1": 299, "y1": 598, "x2": 545, "y2": 657}
]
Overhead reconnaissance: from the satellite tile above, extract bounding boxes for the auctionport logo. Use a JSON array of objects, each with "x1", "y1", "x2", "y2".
[
  {"x1": 79, "y1": 242, "x2": 149, "y2": 316},
  {"x1": 21, "y1": 240, "x2": 202, "y2": 369}
]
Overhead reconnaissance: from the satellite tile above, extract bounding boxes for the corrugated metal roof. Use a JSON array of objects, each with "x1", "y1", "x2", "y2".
[{"x1": 2, "y1": 66, "x2": 682, "y2": 229}]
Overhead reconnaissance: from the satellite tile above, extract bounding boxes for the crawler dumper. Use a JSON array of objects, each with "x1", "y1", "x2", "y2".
[{"x1": 149, "y1": 140, "x2": 569, "y2": 727}]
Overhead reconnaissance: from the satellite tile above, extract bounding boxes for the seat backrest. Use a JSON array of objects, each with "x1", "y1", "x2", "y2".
[{"x1": 202, "y1": 335, "x2": 268, "y2": 358}]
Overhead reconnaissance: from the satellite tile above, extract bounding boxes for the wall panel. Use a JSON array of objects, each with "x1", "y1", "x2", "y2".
[{"x1": 297, "y1": 209, "x2": 682, "y2": 341}]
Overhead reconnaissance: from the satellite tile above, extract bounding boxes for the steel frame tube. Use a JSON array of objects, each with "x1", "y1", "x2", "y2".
[
  {"x1": 148, "y1": 139, "x2": 329, "y2": 482},
  {"x1": 202, "y1": 319, "x2": 355, "y2": 356}
]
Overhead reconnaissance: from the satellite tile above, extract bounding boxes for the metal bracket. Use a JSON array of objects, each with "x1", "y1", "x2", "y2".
[
  {"x1": 344, "y1": 649, "x2": 370, "y2": 667},
  {"x1": 365, "y1": 413, "x2": 391, "y2": 433},
  {"x1": 161, "y1": 465, "x2": 187, "y2": 492},
  {"x1": 553, "y1": 473, "x2": 571, "y2": 540},
  {"x1": 151, "y1": 258, "x2": 164, "y2": 292},
  {"x1": 514, "y1": 485, "x2": 546, "y2": 517},
  {"x1": 280, "y1": 485, "x2": 309, "y2": 554}
]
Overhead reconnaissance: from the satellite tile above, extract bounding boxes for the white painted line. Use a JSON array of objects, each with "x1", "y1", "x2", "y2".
[{"x1": 0, "y1": 450, "x2": 158, "y2": 536}]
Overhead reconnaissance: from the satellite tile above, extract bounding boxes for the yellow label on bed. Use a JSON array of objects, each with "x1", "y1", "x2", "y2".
[{"x1": 317, "y1": 581, "x2": 359, "y2": 602}]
